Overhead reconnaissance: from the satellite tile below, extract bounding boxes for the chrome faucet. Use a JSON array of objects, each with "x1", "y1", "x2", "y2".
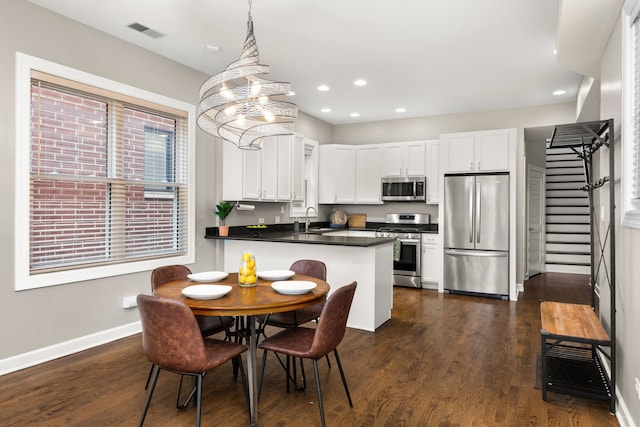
[{"x1": 305, "y1": 206, "x2": 318, "y2": 231}]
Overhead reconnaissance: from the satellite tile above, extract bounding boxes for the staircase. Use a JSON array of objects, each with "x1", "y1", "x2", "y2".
[{"x1": 544, "y1": 144, "x2": 591, "y2": 274}]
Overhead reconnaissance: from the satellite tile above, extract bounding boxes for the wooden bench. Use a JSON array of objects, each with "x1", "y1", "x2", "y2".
[{"x1": 540, "y1": 301, "x2": 613, "y2": 410}]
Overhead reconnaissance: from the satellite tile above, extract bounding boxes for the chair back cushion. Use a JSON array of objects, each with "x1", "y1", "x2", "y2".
[
  {"x1": 151, "y1": 265, "x2": 192, "y2": 291},
  {"x1": 289, "y1": 259, "x2": 327, "y2": 281},
  {"x1": 308, "y1": 281, "x2": 357, "y2": 357},
  {"x1": 137, "y1": 294, "x2": 209, "y2": 372}
]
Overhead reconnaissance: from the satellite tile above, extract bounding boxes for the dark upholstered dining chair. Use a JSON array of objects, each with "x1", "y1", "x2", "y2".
[
  {"x1": 145, "y1": 265, "x2": 235, "y2": 389},
  {"x1": 256, "y1": 259, "x2": 329, "y2": 390},
  {"x1": 259, "y1": 259, "x2": 327, "y2": 329},
  {"x1": 258, "y1": 281, "x2": 357, "y2": 427},
  {"x1": 151, "y1": 265, "x2": 235, "y2": 338},
  {"x1": 137, "y1": 294, "x2": 248, "y2": 427}
]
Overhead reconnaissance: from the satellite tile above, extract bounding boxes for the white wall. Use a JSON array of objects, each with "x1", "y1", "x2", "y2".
[{"x1": 599, "y1": 11, "x2": 640, "y2": 425}]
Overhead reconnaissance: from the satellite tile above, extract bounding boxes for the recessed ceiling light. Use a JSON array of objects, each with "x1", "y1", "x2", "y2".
[
  {"x1": 317, "y1": 85, "x2": 330, "y2": 91},
  {"x1": 395, "y1": 108, "x2": 406, "y2": 113},
  {"x1": 205, "y1": 45, "x2": 221, "y2": 53},
  {"x1": 553, "y1": 90, "x2": 566, "y2": 96},
  {"x1": 354, "y1": 79, "x2": 367, "y2": 86},
  {"x1": 350, "y1": 112, "x2": 360, "y2": 118},
  {"x1": 321, "y1": 108, "x2": 331, "y2": 113},
  {"x1": 286, "y1": 91, "x2": 296, "y2": 96}
]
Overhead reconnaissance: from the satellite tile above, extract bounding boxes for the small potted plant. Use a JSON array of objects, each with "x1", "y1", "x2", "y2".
[{"x1": 215, "y1": 201, "x2": 234, "y2": 236}]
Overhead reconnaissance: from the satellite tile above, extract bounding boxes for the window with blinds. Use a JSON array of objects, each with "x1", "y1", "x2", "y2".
[
  {"x1": 30, "y1": 76, "x2": 189, "y2": 272},
  {"x1": 623, "y1": 2, "x2": 640, "y2": 228},
  {"x1": 15, "y1": 53, "x2": 195, "y2": 289},
  {"x1": 632, "y1": 16, "x2": 640, "y2": 201}
]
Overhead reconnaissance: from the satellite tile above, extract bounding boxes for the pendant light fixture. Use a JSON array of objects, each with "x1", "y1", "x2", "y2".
[{"x1": 197, "y1": 0, "x2": 297, "y2": 149}]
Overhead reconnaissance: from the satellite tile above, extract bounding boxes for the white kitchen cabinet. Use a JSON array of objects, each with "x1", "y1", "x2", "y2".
[
  {"x1": 356, "y1": 145, "x2": 382, "y2": 203},
  {"x1": 421, "y1": 233, "x2": 440, "y2": 287},
  {"x1": 242, "y1": 138, "x2": 277, "y2": 201},
  {"x1": 222, "y1": 141, "x2": 243, "y2": 201},
  {"x1": 382, "y1": 141, "x2": 426, "y2": 176},
  {"x1": 277, "y1": 135, "x2": 304, "y2": 202},
  {"x1": 440, "y1": 129, "x2": 513, "y2": 173},
  {"x1": 425, "y1": 140, "x2": 440, "y2": 204},
  {"x1": 223, "y1": 135, "x2": 303, "y2": 202},
  {"x1": 319, "y1": 145, "x2": 356, "y2": 203}
]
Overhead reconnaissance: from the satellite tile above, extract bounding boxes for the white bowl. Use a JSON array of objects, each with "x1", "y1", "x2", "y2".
[
  {"x1": 182, "y1": 284, "x2": 232, "y2": 300},
  {"x1": 187, "y1": 271, "x2": 228, "y2": 282},
  {"x1": 257, "y1": 270, "x2": 296, "y2": 281},
  {"x1": 271, "y1": 281, "x2": 317, "y2": 295}
]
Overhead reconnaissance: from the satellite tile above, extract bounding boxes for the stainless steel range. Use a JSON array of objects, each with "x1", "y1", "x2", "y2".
[{"x1": 376, "y1": 213, "x2": 431, "y2": 288}]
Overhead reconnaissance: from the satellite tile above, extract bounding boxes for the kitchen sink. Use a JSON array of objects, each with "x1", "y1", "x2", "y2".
[{"x1": 304, "y1": 227, "x2": 335, "y2": 234}]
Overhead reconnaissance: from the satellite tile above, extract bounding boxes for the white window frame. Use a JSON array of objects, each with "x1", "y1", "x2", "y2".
[
  {"x1": 623, "y1": 0, "x2": 640, "y2": 228},
  {"x1": 14, "y1": 53, "x2": 196, "y2": 290}
]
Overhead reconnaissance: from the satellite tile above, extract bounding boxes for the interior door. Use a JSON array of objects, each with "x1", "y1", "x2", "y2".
[{"x1": 527, "y1": 165, "x2": 545, "y2": 277}]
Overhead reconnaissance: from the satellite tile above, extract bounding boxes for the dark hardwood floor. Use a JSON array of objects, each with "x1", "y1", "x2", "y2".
[{"x1": 0, "y1": 273, "x2": 618, "y2": 426}]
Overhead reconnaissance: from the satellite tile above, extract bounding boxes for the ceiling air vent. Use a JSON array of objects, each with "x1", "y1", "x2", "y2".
[{"x1": 127, "y1": 22, "x2": 165, "y2": 39}]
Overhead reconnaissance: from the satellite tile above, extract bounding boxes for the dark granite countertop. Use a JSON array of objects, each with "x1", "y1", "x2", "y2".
[{"x1": 205, "y1": 223, "x2": 397, "y2": 247}]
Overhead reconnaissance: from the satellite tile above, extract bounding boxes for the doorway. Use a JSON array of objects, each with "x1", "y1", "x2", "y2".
[{"x1": 527, "y1": 165, "x2": 545, "y2": 278}]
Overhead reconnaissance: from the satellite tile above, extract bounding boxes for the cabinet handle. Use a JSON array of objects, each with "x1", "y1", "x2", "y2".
[
  {"x1": 477, "y1": 162, "x2": 481, "y2": 170},
  {"x1": 470, "y1": 162, "x2": 473, "y2": 170}
]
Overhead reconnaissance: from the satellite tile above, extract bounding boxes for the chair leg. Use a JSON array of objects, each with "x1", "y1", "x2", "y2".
[
  {"x1": 333, "y1": 349, "x2": 353, "y2": 407},
  {"x1": 236, "y1": 354, "x2": 250, "y2": 414},
  {"x1": 325, "y1": 354, "x2": 332, "y2": 368},
  {"x1": 139, "y1": 365, "x2": 160, "y2": 427},
  {"x1": 286, "y1": 355, "x2": 291, "y2": 393},
  {"x1": 195, "y1": 374, "x2": 203, "y2": 427},
  {"x1": 176, "y1": 374, "x2": 197, "y2": 409},
  {"x1": 258, "y1": 349, "x2": 269, "y2": 398},
  {"x1": 312, "y1": 360, "x2": 326, "y2": 427},
  {"x1": 296, "y1": 357, "x2": 307, "y2": 391},
  {"x1": 144, "y1": 363, "x2": 154, "y2": 390}
]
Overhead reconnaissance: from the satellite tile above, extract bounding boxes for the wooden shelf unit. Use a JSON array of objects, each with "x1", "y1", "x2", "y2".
[
  {"x1": 540, "y1": 119, "x2": 616, "y2": 414},
  {"x1": 540, "y1": 302, "x2": 613, "y2": 406}
]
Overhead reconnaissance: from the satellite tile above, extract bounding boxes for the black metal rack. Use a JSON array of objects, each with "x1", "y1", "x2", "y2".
[{"x1": 541, "y1": 119, "x2": 616, "y2": 413}]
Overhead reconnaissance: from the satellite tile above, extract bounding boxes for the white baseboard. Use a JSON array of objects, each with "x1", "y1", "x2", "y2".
[
  {"x1": 545, "y1": 264, "x2": 591, "y2": 274},
  {"x1": 0, "y1": 321, "x2": 141, "y2": 376},
  {"x1": 616, "y1": 387, "x2": 637, "y2": 427}
]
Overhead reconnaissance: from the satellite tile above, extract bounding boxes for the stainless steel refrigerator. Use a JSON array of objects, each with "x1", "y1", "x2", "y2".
[{"x1": 443, "y1": 173, "x2": 509, "y2": 296}]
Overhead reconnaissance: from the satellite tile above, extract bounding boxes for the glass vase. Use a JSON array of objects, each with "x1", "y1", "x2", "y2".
[{"x1": 238, "y1": 250, "x2": 257, "y2": 286}]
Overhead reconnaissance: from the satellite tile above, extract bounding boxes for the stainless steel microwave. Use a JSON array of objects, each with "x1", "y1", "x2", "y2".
[{"x1": 381, "y1": 176, "x2": 426, "y2": 202}]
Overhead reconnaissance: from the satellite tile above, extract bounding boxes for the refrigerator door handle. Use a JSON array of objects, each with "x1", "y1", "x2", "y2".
[
  {"x1": 468, "y1": 182, "x2": 474, "y2": 244},
  {"x1": 445, "y1": 249, "x2": 508, "y2": 257},
  {"x1": 476, "y1": 182, "x2": 481, "y2": 244}
]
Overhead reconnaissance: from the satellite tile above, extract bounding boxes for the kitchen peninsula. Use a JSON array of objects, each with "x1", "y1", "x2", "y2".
[{"x1": 205, "y1": 227, "x2": 395, "y2": 331}]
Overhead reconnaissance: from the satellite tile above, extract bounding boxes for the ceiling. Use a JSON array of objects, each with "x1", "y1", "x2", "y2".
[{"x1": 29, "y1": 0, "x2": 584, "y2": 126}]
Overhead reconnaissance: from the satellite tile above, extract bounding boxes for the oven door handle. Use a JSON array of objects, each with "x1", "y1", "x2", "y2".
[{"x1": 398, "y1": 238, "x2": 420, "y2": 244}]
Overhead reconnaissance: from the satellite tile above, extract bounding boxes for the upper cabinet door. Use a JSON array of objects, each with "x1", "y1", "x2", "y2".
[
  {"x1": 440, "y1": 129, "x2": 513, "y2": 173},
  {"x1": 290, "y1": 135, "x2": 305, "y2": 202},
  {"x1": 442, "y1": 133, "x2": 475, "y2": 172},
  {"x1": 356, "y1": 145, "x2": 382, "y2": 203},
  {"x1": 382, "y1": 141, "x2": 426, "y2": 176},
  {"x1": 318, "y1": 145, "x2": 357, "y2": 204},
  {"x1": 405, "y1": 141, "x2": 427, "y2": 176},
  {"x1": 334, "y1": 146, "x2": 357, "y2": 203},
  {"x1": 242, "y1": 148, "x2": 262, "y2": 200},
  {"x1": 382, "y1": 144, "x2": 405, "y2": 176},
  {"x1": 260, "y1": 138, "x2": 278, "y2": 200},
  {"x1": 475, "y1": 130, "x2": 510, "y2": 172},
  {"x1": 425, "y1": 140, "x2": 440, "y2": 204}
]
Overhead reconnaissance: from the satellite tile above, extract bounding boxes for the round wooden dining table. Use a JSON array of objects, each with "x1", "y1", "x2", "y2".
[{"x1": 153, "y1": 272, "x2": 329, "y2": 427}]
